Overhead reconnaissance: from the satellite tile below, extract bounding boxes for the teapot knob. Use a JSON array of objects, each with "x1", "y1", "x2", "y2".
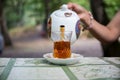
[{"x1": 60, "y1": 4, "x2": 68, "y2": 11}]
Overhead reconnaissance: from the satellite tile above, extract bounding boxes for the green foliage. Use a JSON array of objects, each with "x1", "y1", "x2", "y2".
[
  {"x1": 104, "y1": 0, "x2": 120, "y2": 19},
  {"x1": 49, "y1": 0, "x2": 70, "y2": 13},
  {"x1": 70, "y1": 0, "x2": 90, "y2": 10},
  {"x1": 5, "y1": 0, "x2": 26, "y2": 28},
  {"x1": 4, "y1": 0, "x2": 120, "y2": 30},
  {"x1": 5, "y1": 0, "x2": 70, "y2": 28}
]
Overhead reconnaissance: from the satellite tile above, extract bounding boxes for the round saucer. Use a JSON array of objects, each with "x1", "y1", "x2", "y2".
[{"x1": 43, "y1": 53, "x2": 83, "y2": 65}]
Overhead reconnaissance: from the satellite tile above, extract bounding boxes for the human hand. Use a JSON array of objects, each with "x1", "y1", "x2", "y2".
[{"x1": 67, "y1": 2, "x2": 93, "y2": 30}]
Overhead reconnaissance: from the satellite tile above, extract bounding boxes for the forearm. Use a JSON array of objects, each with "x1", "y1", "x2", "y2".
[
  {"x1": 88, "y1": 19, "x2": 118, "y2": 44},
  {"x1": 67, "y1": 3, "x2": 120, "y2": 43}
]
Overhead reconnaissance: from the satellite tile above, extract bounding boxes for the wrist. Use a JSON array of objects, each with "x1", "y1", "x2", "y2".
[{"x1": 81, "y1": 11, "x2": 94, "y2": 31}]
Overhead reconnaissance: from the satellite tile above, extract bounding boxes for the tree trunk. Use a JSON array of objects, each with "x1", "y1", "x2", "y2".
[
  {"x1": 0, "y1": 0, "x2": 12, "y2": 46},
  {"x1": 42, "y1": 0, "x2": 50, "y2": 33},
  {"x1": 90, "y1": 0, "x2": 109, "y2": 25},
  {"x1": 90, "y1": 0, "x2": 120, "y2": 57}
]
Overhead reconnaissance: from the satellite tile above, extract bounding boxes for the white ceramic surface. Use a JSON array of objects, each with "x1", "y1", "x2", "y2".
[
  {"x1": 49, "y1": 4, "x2": 80, "y2": 43},
  {"x1": 43, "y1": 53, "x2": 83, "y2": 65}
]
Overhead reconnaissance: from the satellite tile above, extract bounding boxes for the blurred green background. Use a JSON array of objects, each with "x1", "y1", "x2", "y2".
[{"x1": 4, "y1": 0, "x2": 119, "y2": 29}]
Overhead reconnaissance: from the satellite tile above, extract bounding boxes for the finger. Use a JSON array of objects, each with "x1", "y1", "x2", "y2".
[
  {"x1": 67, "y1": 2, "x2": 84, "y2": 14},
  {"x1": 67, "y1": 2, "x2": 74, "y2": 10}
]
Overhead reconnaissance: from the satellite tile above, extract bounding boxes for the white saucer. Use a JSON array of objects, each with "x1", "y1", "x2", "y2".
[{"x1": 43, "y1": 53, "x2": 83, "y2": 65}]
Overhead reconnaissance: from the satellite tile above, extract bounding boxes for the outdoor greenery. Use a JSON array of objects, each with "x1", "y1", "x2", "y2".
[
  {"x1": 4, "y1": 0, "x2": 120, "y2": 30},
  {"x1": 104, "y1": 0, "x2": 120, "y2": 19}
]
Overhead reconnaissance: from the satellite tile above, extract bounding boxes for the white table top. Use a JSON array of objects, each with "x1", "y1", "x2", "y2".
[{"x1": 0, "y1": 57, "x2": 120, "y2": 80}]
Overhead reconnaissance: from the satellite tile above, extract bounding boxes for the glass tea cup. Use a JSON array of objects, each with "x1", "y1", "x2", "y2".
[{"x1": 51, "y1": 31, "x2": 72, "y2": 58}]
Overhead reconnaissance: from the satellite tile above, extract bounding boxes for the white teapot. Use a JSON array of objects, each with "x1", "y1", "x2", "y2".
[{"x1": 47, "y1": 4, "x2": 81, "y2": 43}]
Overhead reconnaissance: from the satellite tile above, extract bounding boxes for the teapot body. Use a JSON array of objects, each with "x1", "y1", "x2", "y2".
[{"x1": 48, "y1": 4, "x2": 80, "y2": 43}]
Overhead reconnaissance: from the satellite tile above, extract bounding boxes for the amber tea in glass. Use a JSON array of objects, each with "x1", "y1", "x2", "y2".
[
  {"x1": 51, "y1": 28, "x2": 72, "y2": 58},
  {"x1": 54, "y1": 41, "x2": 71, "y2": 58}
]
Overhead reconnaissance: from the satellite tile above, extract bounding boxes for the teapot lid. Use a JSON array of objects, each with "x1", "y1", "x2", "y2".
[{"x1": 54, "y1": 4, "x2": 78, "y2": 18}]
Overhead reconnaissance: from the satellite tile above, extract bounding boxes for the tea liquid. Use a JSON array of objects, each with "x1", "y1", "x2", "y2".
[{"x1": 53, "y1": 41, "x2": 71, "y2": 58}]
